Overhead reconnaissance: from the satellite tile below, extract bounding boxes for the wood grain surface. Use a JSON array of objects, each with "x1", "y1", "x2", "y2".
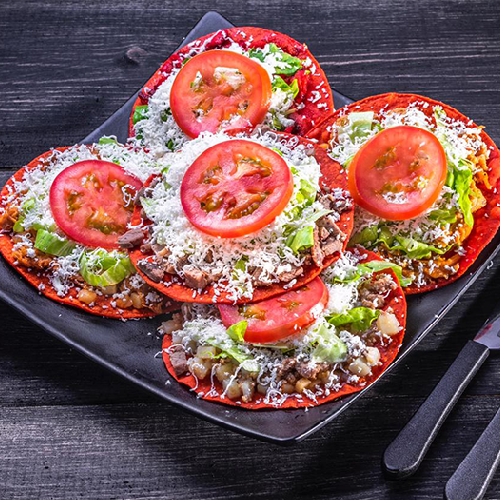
[{"x1": 1, "y1": 1, "x2": 500, "y2": 498}]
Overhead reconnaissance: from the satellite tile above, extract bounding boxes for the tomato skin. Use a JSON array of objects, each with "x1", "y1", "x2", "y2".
[
  {"x1": 50, "y1": 160, "x2": 143, "y2": 249},
  {"x1": 218, "y1": 277, "x2": 329, "y2": 343},
  {"x1": 348, "y1": 126, "x2": 447, "y2": 221},
  {"x1": 170, "y1": 50, "x2": 272, "y2": 138},
  {"x1": 181, "y1": 139, "x2": 294, "y2": 238}
]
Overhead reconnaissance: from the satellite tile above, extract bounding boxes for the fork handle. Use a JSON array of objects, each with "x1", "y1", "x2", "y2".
[
  {"x1": 383, "y1": 340, "x2": 489, "y2": 479},
  {"x1": 445, "y1": 405, "x2": 500, "y2": 500}
]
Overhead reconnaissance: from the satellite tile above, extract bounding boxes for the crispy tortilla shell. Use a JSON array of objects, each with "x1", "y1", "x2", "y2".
[
  {"x1": 130, "y1": 133, "x2": 354, "y2": 304},
  {"x1": 129, "y1": 27, "x2": 334, "y2": 139},
  {"x1": 0, "y1": 147, "x2": 179, "y2": 318},
  {"x1": 162, "y1": 249, "x2": 407, "y2": 409},
  {"x1": 307, "y1": 93, "x2": 500, "y2": 294}
]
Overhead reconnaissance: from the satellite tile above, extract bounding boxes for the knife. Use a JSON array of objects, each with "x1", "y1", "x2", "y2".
[
  {"x1": 383, "y1": 309, "x2": 500, "y2": 479},
  {"x1": 445, "y1": 405, "x2": 500, "y2": 500}
]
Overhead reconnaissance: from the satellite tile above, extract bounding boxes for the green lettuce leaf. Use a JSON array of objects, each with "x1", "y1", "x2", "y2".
[
  {"x1": 343, "y1": 111, "x2": 376, "y2": 142},
  {"x1": 454, "y1": 160, "x2": 474, "y2": 227},
  {"x1": 311, "y1": 323, "x2": 348, "y2": 363},
  {"x1": 34, "y1": 229, "x2": 76, "y2": 257},
  {"x1": 326, "y1": 306, "x2": 380, "y2": 332},
  {"x1": 132, "y1": 105, "x2": 148, "y2": 125},
  {"x1": 249, "y1": 43, "x2": 303, "y2": 76},
  {"x1": 205, "y1": 321, "x2": 260, "y2": 372},
  {"x1": 12, "y1": 198, "x2": 36, "y2": 233},
  {"x1": 429, "y1": 207, "x2": 458, "y2": 224},
  {"x1": 334, "y1": 260, "x2": 412, "y2": 287},
  {"x1": 226, "y1": 321, "x2": 247, "y2": 343},
  {"x1": 286, "y1": 225, "x2": 314, "y2": 253},
  {"x1": 79, "y1": 249, "x2": 134, "y2": 287},
  {"x1": 351, "y1": 224, "x2": 449, "y2": 260},
  {"x1": 98, "y1": 137, "x2": 119, "y2": 146},
  {"x1": 272, "y1": 76, "x2": 299, "y2": 98}
]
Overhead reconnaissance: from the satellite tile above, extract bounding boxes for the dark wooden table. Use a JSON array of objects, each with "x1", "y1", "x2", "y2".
[{"x1": 1, "y1": 1, "x2": 500, "y2": 498}]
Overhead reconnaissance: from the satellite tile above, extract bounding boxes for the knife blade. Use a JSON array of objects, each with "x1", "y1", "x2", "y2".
[{"x1": 382, "y1": 309, "x2": 500, "y2": 479}]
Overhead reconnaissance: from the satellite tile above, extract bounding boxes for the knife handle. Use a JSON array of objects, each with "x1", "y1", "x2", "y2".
[
  {"x1": 445, "y1": 406, "x2": 500, "y2": 500},
  {"x1": 383, "y1": 340, "x2": 490, "y2": 479}
]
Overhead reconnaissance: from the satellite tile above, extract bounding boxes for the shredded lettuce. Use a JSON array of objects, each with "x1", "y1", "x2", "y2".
[
  {"x1": 326, "y1": 307, "x2": 380, "y2": 332},
  {"x1": 249, "y1": 43, "x2": 303, "y2": 76},
  {"x1": 234, "y1": 256, "x2": 248, "y2": 273},
  {"x1": 454, "y1": 160, "x2": 474, "y2": 226},
  {"x1": 98, "y1": 137, "x2": 119, "y2": 146},
  {"x1": 206, "y1": 321, "x2": 260, "y2": 372},
  {"x1": 343, "y1": 111, "x2": 376, "y2": 142},
  {"x1": 351, "y1": 225, "x2": 449, "y2": 260},
  {"x1": 250, "y1": 342, "x2": 294, "y2": 352},
  {"x1": 132, "y1": 105, "x2": 148, "y2": 125},
  {"x1": 272, "y1": 76, "x2": 299, "y2": 98},
  {"x1": 334, "y1": 260, "x2": 412, "y2": 287},
  {"x1": 34, "y1": 229, "x2": 76, "y2": 257},
  {"x1": 434, "y1": 108, "x2": 475, "y2": 227},
  {"x1": 286, "y1": 225, "x2": 314, "y2": 253},
  {"x1": 311, "y1": 323, "x2": 347, "y2": 363},
  {"x1": 79, "y1": 249, "x2": 134, "y2": 287},
  {"x1": 429, "y1": 207, "x2": 458, "y2": 224},
  {"x1": 13, "y1": 198, "x2": 36, "y2": 233},
  {"x1": 226, "y1": 321, "x2": 247, "y2": 343},
  {"x1": 283, "y1": 175, "x2": 328, "y2": 253}
]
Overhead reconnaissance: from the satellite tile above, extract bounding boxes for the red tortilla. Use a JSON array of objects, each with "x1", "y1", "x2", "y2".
[
  {"x1": 162, "y1": 248, "x2": 407, "y2": 410},
  {"x1": 129, "y1": 27, "x2": 334, "y2": 139},
  {"x1": 130, "y1": 132, "x2": 354, "y2": 304},
  {"x1": 0, "y1": 147, "x2": 179, "y2": 319},
  {"x1": 307, "y1": 93, "x2": 500, "y2": 294}
]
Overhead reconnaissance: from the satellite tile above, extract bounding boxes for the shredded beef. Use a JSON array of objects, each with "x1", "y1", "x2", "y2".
[
  {"x1": 322, "y1": 238, "x2": 343, "y2": 257},
  {"x1": 277, "y1": 358, "x2": 297, "y2": 381},
  {"x1": 169, "y1": 345, "x2": 188, "y2": 377},
  {"x1": 118, "y1": 227, "x2": 144, "y2": 249},
  {"x1": 278, "y1": 266, "x2": 303, "y2": 283},
  {"x1": 311, "y1": 227, "x2": 324, "y2": 266},
  {"x1": 359, "y1": 274, "x2": 397, "y2": 309},
  {"x1": 319, "y1": 192, "x2": 352, "y2": 213},
  {"x1": 297, "y1": 362, "x2": 329, "y2": 380},
  {"x1": 183, "y1": 266, "x2": 211, "y2": 289},
  {"x1": 137, "y1": 261, "x2": 164, "y2": 283}
]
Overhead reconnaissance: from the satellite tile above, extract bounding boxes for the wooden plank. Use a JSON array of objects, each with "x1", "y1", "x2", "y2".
[{"x1": 0, "y1": 399, "x2": 499, "y2": 499}]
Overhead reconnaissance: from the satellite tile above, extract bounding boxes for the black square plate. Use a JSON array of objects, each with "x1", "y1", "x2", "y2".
[{"x1": 2, "y1": 11, "x2": 499, "y2": 444}]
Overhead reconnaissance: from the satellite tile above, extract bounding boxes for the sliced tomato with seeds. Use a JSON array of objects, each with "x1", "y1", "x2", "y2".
[
  {"x1": 50, "y1": 160, "x2": 142, "y2": 249},
  {"x1": 181, "y1": 140, "x2": 294, "y2": 238},
  {"x1": 348, "y1": 125, "x2": 447, "y2": 220},
  {"x1": 218, "y1": 277, "x2": 328, "y2": 343},
  {"x1": 170, "y1": 50, "x2": 272, "y2": 138}
]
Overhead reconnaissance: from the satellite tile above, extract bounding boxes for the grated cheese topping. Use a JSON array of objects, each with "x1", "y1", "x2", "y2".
[
  {"x1": 2, "y1": 139, "x2": 162, "y2": 299},
  {"x1": 165, "y1": 251, "x2": 398, "y2": 407},
  {"x1": 327, "y1": 102, "x2": 489, "y2": 282},
  {"x1": 140, "y1": 130, "x2": 347, "y2": 301},
  {"x1": 131, "y1": 39, "x2": 313, "y2": 157}
]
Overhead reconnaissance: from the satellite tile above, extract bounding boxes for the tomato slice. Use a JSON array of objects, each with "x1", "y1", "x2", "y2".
[
  {"x1": 348, "y1": 126, "x2": 447, "y2": 220},
  {"x1": 170, "y1": 50, "x2": 272, "y2": 138},
  {"x1": 219, "y1": 277, "x2": 328, "y2": 343},
  {"x1": 181, "y1": 140, "x2": 294, "y2": 238},
  {"x1": 49, "y1": 160, "x2": 142, "y2": 249}
]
